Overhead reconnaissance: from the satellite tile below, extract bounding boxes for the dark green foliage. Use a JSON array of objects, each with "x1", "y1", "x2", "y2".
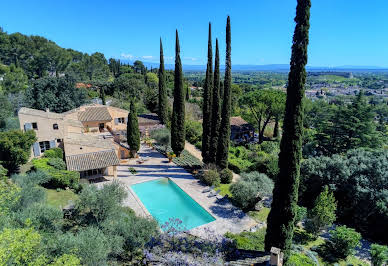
[
  {"x1": 230, "y1": 171, "x2": 274, "y2": 211},
  {"x1": 0, "y1": 93, "x2": 13, "y2": 131},
  {"x1": 32, "y1": 158, "x2": 80, "y2": 189},
  {"x1": 294, "y1": 205, "x2": 307, "y2": 226},
  {"x1": 150, "y1": 128, "x2": 170, "y2": 151},
  {"x1": 200, "y1": 169, "x2": 220, "y2": 186},
  {"x1": 299, "y1": 148, "x2": 388, "y2": 243},
  {"x1": 100, "y1": 86, "x2": 106, "y2": 105},
  {"x1": 0, "y1": 129, "x2": 36, "y2": 174},
  {"x1": 315, "y1": 91, "x2": 383, "y2": 155},
  {"x1": 44, "y1": 147, "x2": 63, "y2": 159},
  {"x1": 209, "y1": 39, "x2": 222, "y2": 163},
  {"x1": 26, "y1": 75, "x2": 87, "y2": 113},
  {"x1": 370, "y1": 244, "x2": 388, "y2": 266},
  {"x1": 220, "y1": 168, "x2": 233, "y2": 184},
  {"x1": 217, "y1": 16, "x2": 232, "y2": 169},
  {"x1": 158, "y1": 38, "x2": 169, "y2": 125},
  {"x1": 202, "y1": 23, "x2": 213, "y2": 164},
  {"x1": 127, "y1": 100, "x2": 140, "y2": 152},
  {"x1": 265, "y1": 0, "x2": 311, "y2": 260},
  {"x1": 322, "y1": 226, "x2": 361, "y2": 261},
  {"x1": 171, "y1": 30, "x2": 185, "y2": 156}
]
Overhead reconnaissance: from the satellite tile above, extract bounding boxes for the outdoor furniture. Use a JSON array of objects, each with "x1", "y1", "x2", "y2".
[
  {"x1": 202, "y1": 185, "x2": 214, "y2": 193},
  {"x1": 208, "y1": 189, "x2": 221, "y2": 198}
]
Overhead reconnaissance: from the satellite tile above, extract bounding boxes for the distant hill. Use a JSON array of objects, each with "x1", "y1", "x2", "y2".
[{"x1": 119, "y1": 60, "x2": 388, "y2": 73}]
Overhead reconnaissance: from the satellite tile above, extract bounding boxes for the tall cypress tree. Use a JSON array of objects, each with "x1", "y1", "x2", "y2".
[
  {"x1": 158, "y1": 38, "x2": 168, "y2": 125},
  {"x1": 201, "y1": 23, "x2": 213, "y2": 164},
  {"x1": 216, "y1": 16, "x2": 231, "y2": 169},
  {"x1": 127, "y1": 100, "x2": 140, "y2": 157},
  {"x1": 100, "y1": 86, "x2": 106, "y2": 105},
  {"x1": 209, "y1": 38, "x2": 221, "y2": 163},
  {"x1": 171, "y1": 30, "x2": 185, "y2": 156},
  {"x1": 265, "y1": 0, "x2": 311, "y2": 261}
]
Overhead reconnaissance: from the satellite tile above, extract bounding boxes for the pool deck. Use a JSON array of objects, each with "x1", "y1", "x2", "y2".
[{"x1": 97, "y1": 144, "x2": 257, "y2": 238}]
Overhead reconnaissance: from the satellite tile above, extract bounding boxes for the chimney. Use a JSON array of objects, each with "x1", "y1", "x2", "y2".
[
  {"x1": 270, "y1": 247, "x2": 283, "y2": 266},
  {"x1": 46, "y1": 108, "x2": 50, "y2": 113}
]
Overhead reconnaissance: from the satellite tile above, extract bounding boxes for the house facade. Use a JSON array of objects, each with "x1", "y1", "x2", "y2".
[{"x1": 18, "y1": 104, "x2": 130, "y2": 179}]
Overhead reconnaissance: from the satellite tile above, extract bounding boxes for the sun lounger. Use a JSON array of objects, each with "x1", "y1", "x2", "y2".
[
  {"x1": 208, "y1": 189, "x2": 221, "y2": 198},
  {"x1": 202, "y1": 185, "x2": 214, "y2": 193}
]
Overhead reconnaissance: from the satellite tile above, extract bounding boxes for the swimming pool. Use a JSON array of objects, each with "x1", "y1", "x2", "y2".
[{"x1": 131, "y1": 178, "x2": 215, "y2": 230}]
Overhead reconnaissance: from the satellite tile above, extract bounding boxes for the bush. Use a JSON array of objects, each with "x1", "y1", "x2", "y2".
[
  {"x1": 48, "y1": 158, "x2": 66, "y2": 170},
  {"x1": 220, "y1": 168, "x2": 233, "y2": 184},
  {"x1": 324, "y1": 226, "x2": 361, "y2": 260},
  {"x1": 185, "y1": 120, "x2": 202, "y2": 144},
  {"x1": 370, "y1": 244, "x2": 388, "y2": 266},
  {"x1": 250, "y1": 152, "x2": 279, "y2": 180},
  {"x1": 150, "y1": 128, "x2": 170, "y2": 150},
  {"x1": 200, "y1": 169, "x2": 220, "y2": 186},
  {"x1": 194, "y1": 141, "x2": 202, "y2": 151},
  {"x1": 230, "y1": 172, "x2": 273, "y2": 211},
  {"x1": 287, "y1": 251, "x2": 317, "y2": 266},
  {"x1": 32, "y1": 158, "x2": 79, "y2": 189},
  {"x1": 294, "y1": 205, "x2": 307, "y2": 226},
  {"x1": 44, "y1": 148, "x2": 63, "y2": 159},
  {"x1": 225, "y1": 227, "x2": 266, "y2": 251}
]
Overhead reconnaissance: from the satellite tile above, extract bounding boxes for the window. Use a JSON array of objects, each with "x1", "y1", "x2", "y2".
[
  {"x1": 56, "y1": 139, "x2": 62, "y2": 143},
  {"x1": 118, "y1": 117, "x2": 125, "y2": 124},
  {"x1": 53, "y1": 123, "x2": 59, "y2": 130},
  {"x1": 32, "y1": 123, "x2": 38, "y2": 130},
  {"x1": 39, "y1": 141, "x2": 50, "y2": 153}
]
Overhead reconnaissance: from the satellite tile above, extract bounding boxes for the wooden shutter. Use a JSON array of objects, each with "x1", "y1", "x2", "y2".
[
  {"x1": 114, "y1": 118, "x2": 119, "y2": 125},
  {"x1": 124, "y1": 117, "x2": 128, "y2": 124},
  {"x1": 24, "y1": 123, "x2": 32, "y2": 131},
  {"x1": 33, "y1": 142, "x2": 41, "y2": 157},
  {"x1": 49, "y1": 140, "x2": 56, "y2": 148}
]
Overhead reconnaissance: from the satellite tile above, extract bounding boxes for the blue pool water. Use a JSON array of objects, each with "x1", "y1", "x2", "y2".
[{"x1": 131, "y1": 178, "x2": 215, "y2": 230}]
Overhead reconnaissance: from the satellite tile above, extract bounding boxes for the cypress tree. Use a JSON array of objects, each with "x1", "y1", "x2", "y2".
[
  {"x1": 127, "y1": 100, "x2": 140, "y2": 157},
  {"x1": 171, "y1": 30, "x2": 185, "y2": 156},
  {"x1": 100, "y1": 86, "x2": 106, "y2": 105},
  {"x1": 158, "y1": 38, "x2": 168, "y2": 125},
  {"x1": 209, "y1": 38, "x2": 221, "y2": 163},
  {"x1": 201, "y1": 23, "x2": 213, "y2": 164},
  {"x1": 265, "y1": 0, "x2": 311, "y2": 261},
  {"x1": 216, "y1": 16, "x2": 231, "y2": 169}
]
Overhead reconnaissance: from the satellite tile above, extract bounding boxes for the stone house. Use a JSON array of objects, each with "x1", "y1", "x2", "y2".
[{"x1": 18, "y1": 104, "x2": 131, "y2": 179}]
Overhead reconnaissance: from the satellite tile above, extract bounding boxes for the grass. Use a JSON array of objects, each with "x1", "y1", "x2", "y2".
[
  {"x1": 225, "y1": 227, "x2": 266, "y2": 251},
  {"x1": 214, "y1": 183, "x2": 232, "y2": 197},
  {"x1": 45, "y1": 188, "x2": 78, "y2": 209},
  {"x1": 248, "y1": 207, "x2": 270, "y2": 223}
]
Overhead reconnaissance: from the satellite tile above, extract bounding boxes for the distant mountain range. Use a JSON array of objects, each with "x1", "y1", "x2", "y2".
[{"x1": 119, "y1": 60, "x2": 388, "y2": 72}]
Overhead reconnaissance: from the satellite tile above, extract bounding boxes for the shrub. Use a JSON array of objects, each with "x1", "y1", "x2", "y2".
[
  {"x1": 324, "y1": 226, "x2": 361, "y2": 260},
  {"x1": 44, "y1": 147, "x2": 63, "y2": 159},
  {"x1": 294, "y1": 205, "x2": 307, "y2": 226},
  {"x1": 32, "y1": 158, "x2": 79, "y2": 189},
  {"x1": 287, "y1": 251, "x2": 317, "y2": 266},
  {"x1": 305, "y1": 186, "x2": 337, "y2": 237},
  {"x1": 194, "y1": 141, "x2": 202, "y2": 151},
  {"x1": 370, "y1": 244, "x2": 388, "y2": 266},
  {"x1": 150, "y1": 128, "x2": 170, "y2": 150},
  {"x1": 230, "y1": 172, "x2": 273, "y2": 211},
  {"x1": 48, "y1": 158, "x2": 66, "y2": 170},
  {"x1": 250, "y1": 152, "x2": 279, "y2": 180},
  {"x1": 185, "y1": 120, "x2": 202, "y2": 144},
  {"x1": 220, "y1": 168, "x2": 233, "y2": 184},
  {"x1": 225, "y1": 227, "x2": 266, "y2": 251},
  {"x1": 200, "y1": 169, "x2": 220, "y2": 186}
]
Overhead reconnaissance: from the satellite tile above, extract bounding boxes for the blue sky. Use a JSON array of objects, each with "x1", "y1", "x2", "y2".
[{"x1": 1, "y1": 0, "x2": 387, "y2": 67}]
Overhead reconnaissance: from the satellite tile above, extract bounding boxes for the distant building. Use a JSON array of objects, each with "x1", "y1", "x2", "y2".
[
  {"x1": 230, "y1": 116, "x2": 255, "y2": 142},
  {"x1": 308, "y1": 71, "x2": 353, "y2": 78}
]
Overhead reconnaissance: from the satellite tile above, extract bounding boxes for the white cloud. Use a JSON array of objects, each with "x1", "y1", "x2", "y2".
[
  {"x1": 184, "y1": 57, "x2": 198, "y2": 61},
  {"x1": 141, "y1": 55, "x2": 154, "y2": 60},
  {"x1": 120, "y1": 53, "x2": 134, "y2": 59}
]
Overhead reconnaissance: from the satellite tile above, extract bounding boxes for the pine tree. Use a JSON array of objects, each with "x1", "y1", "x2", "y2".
[
  {"x1": 201, "y1": 23, "x2": 213, "y2": 164},
  {"x1": 171, "y1": 30, "x2": 185, "y2": 156},
  {"x1": 158, "y1": 38, "x2": 168, "y2": 125},
  {"x1": 127, "y1": 100, "x2": 140, "y2": 157},
  {"x1": 265, "y1": 0, "x2": 311, "y2": 261},
  {"x1": 209, "y1": 38, "x2": 221, "y2": 163},
  {"x1": 216, "y1": 16, "x2": 231, "y2": 169}
]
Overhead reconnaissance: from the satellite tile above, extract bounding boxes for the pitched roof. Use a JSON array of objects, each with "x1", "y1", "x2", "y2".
[
  {"x1": 78, "y1": 107, "x2": 112, "y2": 122},
  {"x1": 18, "y1": 107, "x2": 64, "y2": 119},
  {"x1": 65, "y1": 150, "x2": 119, "y2": 171},
  {"x1": 230, "y1": 116, "x2": 254, "y2": 131}
]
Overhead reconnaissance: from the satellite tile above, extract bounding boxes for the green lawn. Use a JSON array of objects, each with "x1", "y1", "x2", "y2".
[
  {"x1": 214, "y1": 183, "x2": 232, "y2": 197},
  {"x1": 45, "y1": 188, "x2": 78, "y2": 209},
  {"x1": 248, "y1": 207, "x2": 270, "y2": 223}
]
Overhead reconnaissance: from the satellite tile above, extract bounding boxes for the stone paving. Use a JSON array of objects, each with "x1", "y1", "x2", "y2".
[{"x1": 99, "y1": 144, "x2": 256, "y2": 238}]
